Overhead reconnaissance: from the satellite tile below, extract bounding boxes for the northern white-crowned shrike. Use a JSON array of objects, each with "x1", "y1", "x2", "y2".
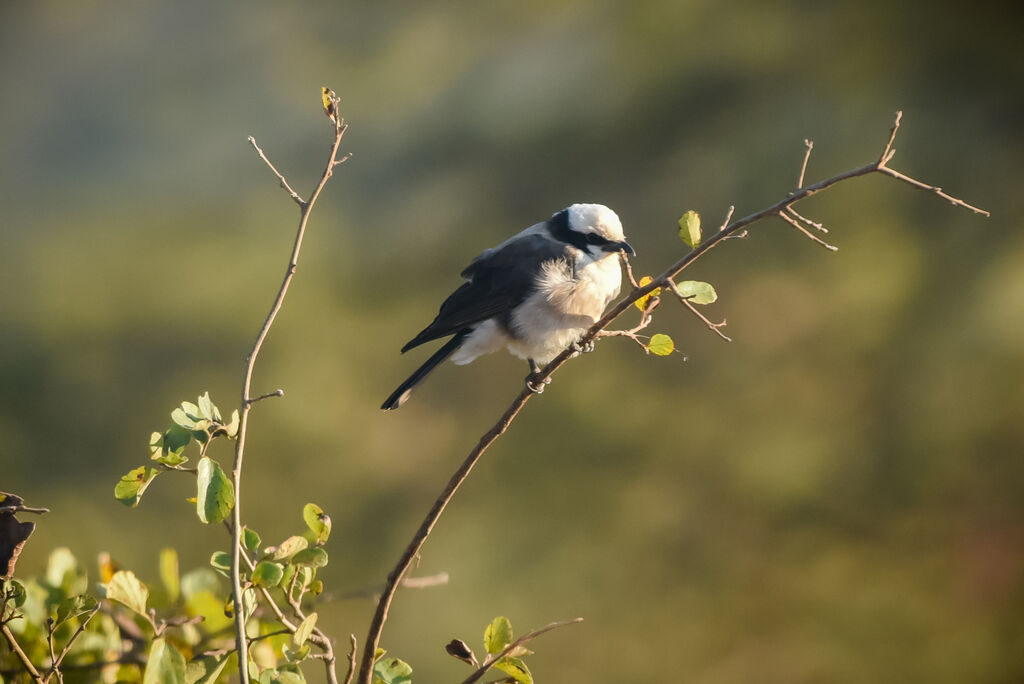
[{"x1": 381, "y1": 203, "x2": 633, "y2": 410}]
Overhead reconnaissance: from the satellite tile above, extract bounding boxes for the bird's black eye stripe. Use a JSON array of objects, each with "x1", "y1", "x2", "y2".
[{"x1": 547, "y1": 210, "x2": 609, "y2": 250}]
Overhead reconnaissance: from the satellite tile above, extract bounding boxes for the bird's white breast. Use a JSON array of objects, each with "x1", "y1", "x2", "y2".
[{"x1": 507, "y1": 251, "x2": 622, "y2": 364}]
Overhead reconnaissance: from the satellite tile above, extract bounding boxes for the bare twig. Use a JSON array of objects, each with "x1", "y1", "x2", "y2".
[
  {"x1": 45, "y1": 604, "x2": 102, "y2": 684},
  {"x1": 248, "y1": 138, "x2": 306, "y2": 207},
  {"x1": 717, "y1": 205, "x2": 736, "y2": 232},
  {"x1": 231, "y1": 91, "x2": 347, "y2": 684},
  {"x1": 784, "y1": 206, "x2": 828, "y2": 233},
  {"x1": 778, "y1": 210, "x2": 838, "y2": 251},
  {"x1": 1, "y1": 624, "x2": 45, "y2": 684},
  {"x1": 459, "y1": 618, "x2": 583, "y2": 684},
  {"x1": 344, "y1": 635, "x2": 358, "y2": 684},
  {"x1": 0, "y1": 505, "x2": 49, "y2": 515},
  {"x1": 357, "y1": 111, "x2": 988, "y2": 684},
  {"x1": 666, "y1": 279, "x2": 732, "y2": 341},
  {"x1": 326, "y1": 572, "x2": 450, "y2": 602},
  {"x1": 797, "y1": 139, "x2": 814, "y2": 189},
  {"x1": 247, "y1": 389, "x2": 285, "y2": 405}
]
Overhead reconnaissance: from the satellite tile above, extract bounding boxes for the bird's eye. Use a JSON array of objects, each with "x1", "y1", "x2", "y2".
[{"x1": 585, "y1": 233, "x2": 609, "y2": 246}]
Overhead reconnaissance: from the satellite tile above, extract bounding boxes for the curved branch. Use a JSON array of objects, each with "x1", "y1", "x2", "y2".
[{"x1": 357, "y1": 111, "x2": 989, "y2": 684}]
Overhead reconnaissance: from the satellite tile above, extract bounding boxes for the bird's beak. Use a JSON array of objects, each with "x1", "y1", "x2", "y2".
[{"x1": 604, "y1": 240, "x2": 635, "y2": 256}]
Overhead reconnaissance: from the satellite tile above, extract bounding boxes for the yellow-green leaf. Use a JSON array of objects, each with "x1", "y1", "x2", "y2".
[
  {"x1": 493, "y1": 656, "x2": 533, "y2": 684},
  {"x1": 484, "y1": 616, "x2": 513, "y2": 655},
  {"x1": 160, "y1": 548, "x2": 180, "y2": 603},
  {"x1": 634, "y1": 276, "x2": 662, "y2": 311},
  {"x1": 648, "y1": 333, "x2": 675, "y2": 356},
  {"x1": 106, "y1": 570, "x2": 149, "y2": 617},
  {"x1": 114, "y1": 466, "x2": 160, "y2": 507},
  {"x1": 678, "y1": 210, "x2": 702, "y2": 247},
  {"x1": 674, "y1": 280, "x2": 717, "y2": 305},
  {"x1": 302, "y1": 503, "x2": 332, "y2": 544},
  {"x1": 293, "y1": 613, "x2": 318, "y2": 649},
  {"x1": 143, "y1": 638, "x2": 186, "y2": 684},
  {"x1": 196, "y1": 456, "x2": 234, "y2": 524}
]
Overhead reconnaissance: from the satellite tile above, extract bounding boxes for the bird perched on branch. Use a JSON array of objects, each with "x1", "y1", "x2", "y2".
[{"x1": 381, "y1": 203, "x2": 634, "y2": 410}]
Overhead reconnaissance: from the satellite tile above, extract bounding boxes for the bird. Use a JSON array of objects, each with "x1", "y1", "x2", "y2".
[{"x1": 381, "y1": 203, "x2": 634, "y2": 410}]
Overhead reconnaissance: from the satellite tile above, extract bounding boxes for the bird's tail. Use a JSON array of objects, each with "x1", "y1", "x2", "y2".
[{"x1": 381, "y1": 331, "x2": 469, "y2": 410}]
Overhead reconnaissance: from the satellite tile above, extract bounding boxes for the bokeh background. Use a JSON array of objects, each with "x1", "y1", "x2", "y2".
[{"x1": 2, "y1": 1, "x2": 1022, "y2": 682}]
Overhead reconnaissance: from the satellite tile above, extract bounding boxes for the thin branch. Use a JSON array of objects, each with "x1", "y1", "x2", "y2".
[
  {"x1": 459, "y1": 618, "x2": 583, "y2": 684},
  {"x1": 344, "y1": 635, "x2": 358, "y2": 684},
  {"x1": 797, "y1": 139, "x2": 814, "y2": 189},
  {"x1": 325, "y1": 573, "x2": 450, "y2": 602},
  {"x1": 231, "y1": 92, "x2": 347, "y2": 684},
  {"x1": 0, "y1": 505, "x2": 49, "y2": 515},
  {"x1": 248, "y1": 137, "x2": 306, "y2": 206},
  {"x1": 665, "y1": 279, "x2": 732, "y2": 342},
  {"x1": 778, "y1": 210, "x2": 838, "y2": 251},
  {"x1": 717, "y1": 205, "x2": 736, "y2": 232},
  {"x1": 785, "y1": 206, "x2": 828, "y2": 233},
  {"x1": 875, "y1": 165, "x2": 990, "y2": 216},
  {"x1": 2, "y1": 623, "x2": 45, "y2": 684},
  {"x1": 246, "y1": 389, "x2": 284, "y2": 405},
  {"x1": 45, "y1": 605, "x2": 102, "y2": 684},
  {"x1": 358, "y1": 111, "x2": 988, "y2": 684}
]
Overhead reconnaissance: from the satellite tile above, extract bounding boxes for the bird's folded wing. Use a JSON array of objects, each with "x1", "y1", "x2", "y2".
[{"x1": 401, "y1": 234, "x2": 571, "y2": 352}]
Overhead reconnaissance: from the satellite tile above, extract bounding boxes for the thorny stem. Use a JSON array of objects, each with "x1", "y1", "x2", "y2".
[
  {"x1": 358, "y1": 111, "x2": 988, "y2": 684},
  {"x1": 231, "y1": 94, "x2": 347, "y2": 684}
]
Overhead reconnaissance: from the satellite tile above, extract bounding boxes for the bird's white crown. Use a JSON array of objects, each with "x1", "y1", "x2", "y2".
[{"x1": 567, "y1": 203, "x2": 625, "y2": 242}]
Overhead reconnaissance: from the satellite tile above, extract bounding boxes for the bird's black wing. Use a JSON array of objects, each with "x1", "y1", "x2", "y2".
[{"x1": 400, "y1": 234, "x2": 571, "y2": 352}]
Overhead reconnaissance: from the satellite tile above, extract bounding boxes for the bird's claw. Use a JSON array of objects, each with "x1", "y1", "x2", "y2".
[
  {"x1": 572, "y1": 339, "x2": 596, "y2": 354},
  {"x1": 525, "y1": 374, "x2": 552, "y2": 394}
]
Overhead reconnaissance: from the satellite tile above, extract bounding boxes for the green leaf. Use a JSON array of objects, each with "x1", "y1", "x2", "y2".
[
  {"x1": 674, "y1": 280, "x2": 717, "y2": 305},
  {"x1": 106, "y1": 570, "x2": 149, "y2": 617},
  {"x1": 115, "y1": 466, "x2": 160, "y2": 507},
  {"x1": 54, "y1": 594, "x2": 98, "y2": 626},
  {"x1": 271, "y1": 536, "x2": 308, "y2": 561},
  {"x1": 484, "y1": 616, "x2": 514, "y2": 655},
  {"x1": 160, "y1": 548, "x2": 180, "y2": 603},
  {"x1": 302, "y1": 503, "x2": 332, "y2": 544},
  {"x1": 243, "y1": 527, "x2": 262, "y2": 553},
  {"x1": 647, "y1": 333, "x2": 675, "y2": 356},
  {"x1": 293, "y1": 613, "x2": 318, "y2": 649},
  {"x1": 292, "y1": 548, "x2": 328, "y2": 568},
  {"x1": 251, "y1": 561, "x2": 285, "y2": 587},
  {"x1": 163, "y1": 425, "x2": 193, "y2": 458},
  {"x1": 634, "y1": 275, "x2": 661, "y2": 311},
  {"x1": 2, "y1": 579, "x2": 26, "y2": 608},
  {"x1": 186, "y1": 590, "x2": 231, "y2": 634},
  {"x1": 493, "y1": 656, "x2": 533, "y2": 684},
  {"x1": 678, "y1": 209, "x2": 702, "y2": 247},
  {"x1": 209, "y1": 551, "x2": 231, "y2": 577},
  {"x1": 196, "y1": 457, "x2": 234, "y2": 524},
  {"x1": 185, "y1": 653, "x2": 230, "y2": 684},
  {"x1": 373, "y1": 656, "x2": 413, "y2": 684},
  {"x1": 143, "y1": 638, "x2": 186, "y2": 684}
]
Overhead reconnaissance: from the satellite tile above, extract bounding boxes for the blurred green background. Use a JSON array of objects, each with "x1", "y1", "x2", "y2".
[{"x1": 2, "y1": 1, "x2": 1022, "y2": 682}]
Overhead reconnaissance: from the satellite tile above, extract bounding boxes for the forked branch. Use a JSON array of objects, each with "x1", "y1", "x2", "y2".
[
  {"x1": 231, "y1": 90, "x2": 348, "y2": 684},
  {"x1": 357, "y1": 111, "x2": 988, "y2": 684}
]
